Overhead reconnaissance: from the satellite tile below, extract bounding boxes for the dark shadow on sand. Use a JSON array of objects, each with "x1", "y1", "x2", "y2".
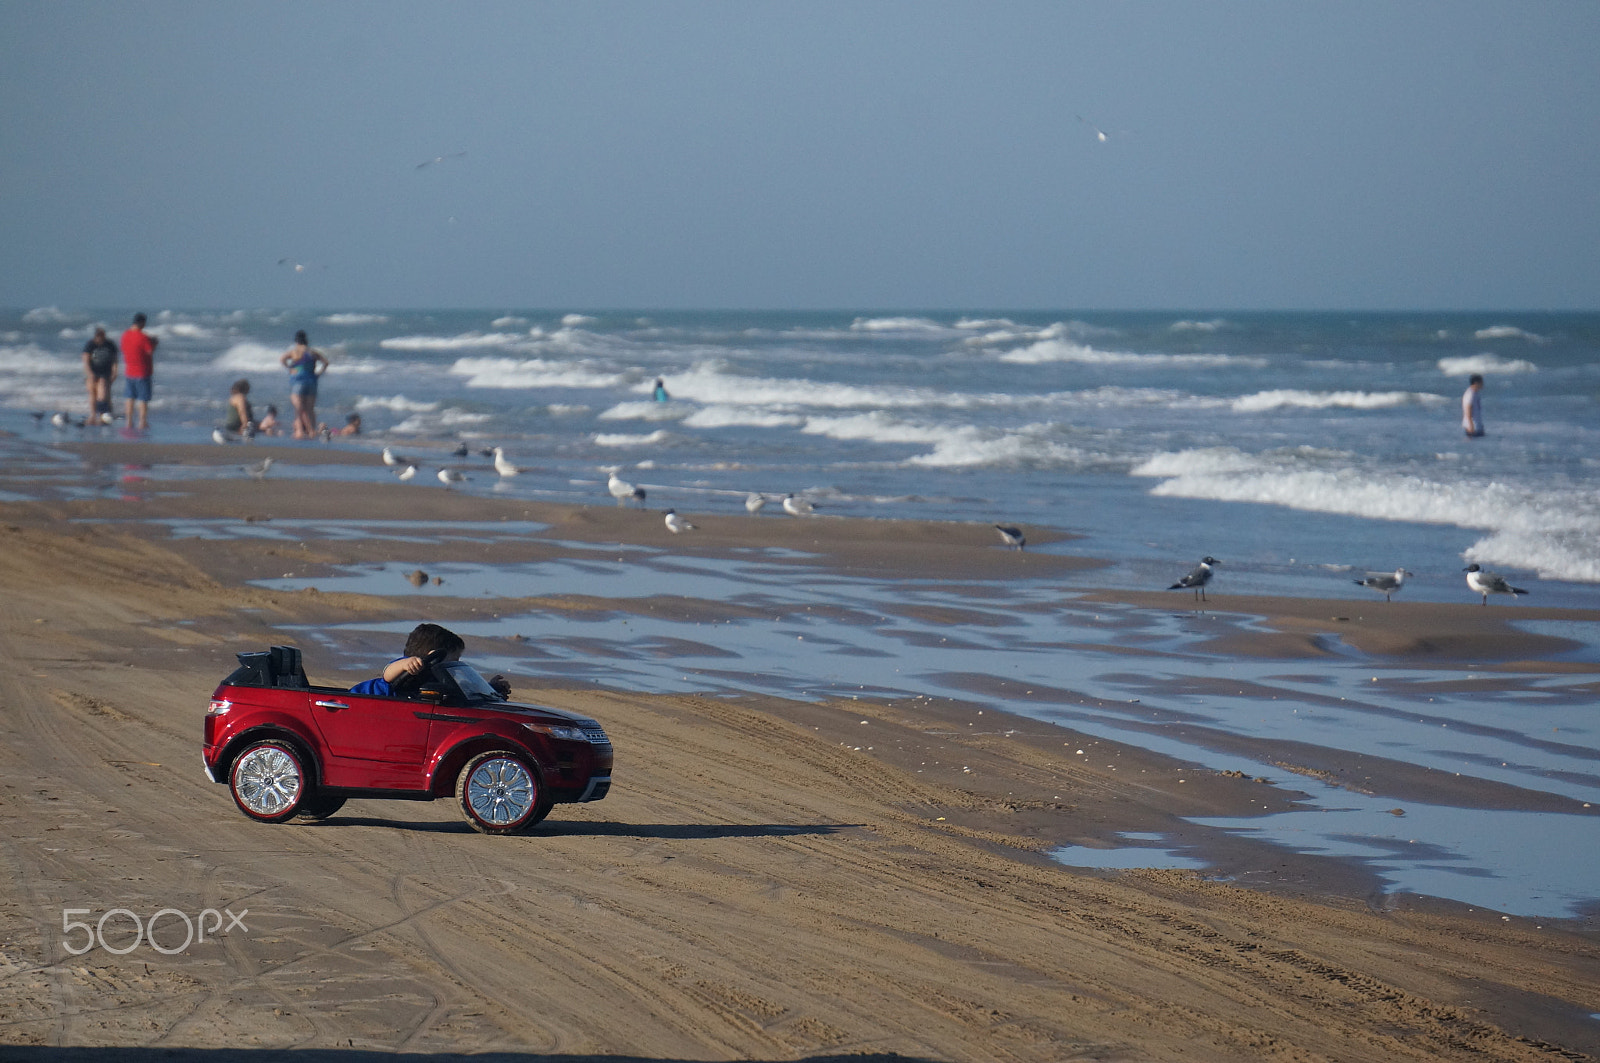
[
  {"x1": 1, "y1": 1051, "x2": 927, "y2": 1063},
  {"x1": 310, "y1": 817, "x2": 852, "y2": 841}
]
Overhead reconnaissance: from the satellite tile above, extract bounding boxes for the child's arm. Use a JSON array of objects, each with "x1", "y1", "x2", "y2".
[
  {"x1": 488, "y1": 674, "x2": 511, "y2": 697},
  {"x1": 383, "y1": 656, "x2": 425, "y2": 683}
]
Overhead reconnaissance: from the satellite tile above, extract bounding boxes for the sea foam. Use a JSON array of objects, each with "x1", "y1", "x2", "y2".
[
  {"x1": 1437, "y1": 354, "x2": 1538, "y2": 375},
  {"x1": 381, "y1": 332, "x2": 525, "y2": 351},
  {"x1": 1230, "y1": 390, "x2": 1445, "y2": 413},
  {"x1": 319, "y1": 313, "x2": 390, "y2": 326}
]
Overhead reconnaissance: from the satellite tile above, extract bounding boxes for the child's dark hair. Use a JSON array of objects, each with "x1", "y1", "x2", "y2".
[{"x1": 403, "y1": 623, "x2": 464, "y2": 660}]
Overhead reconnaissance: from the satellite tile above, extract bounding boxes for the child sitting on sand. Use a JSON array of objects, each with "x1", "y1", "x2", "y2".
[{"x1": 351, "y1": 622, "x2": 511, "y2": 698}]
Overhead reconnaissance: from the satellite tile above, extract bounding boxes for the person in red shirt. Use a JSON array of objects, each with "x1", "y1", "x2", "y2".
[{"x1": 120, "y1": 312, "x2": 159, "y2": 430}]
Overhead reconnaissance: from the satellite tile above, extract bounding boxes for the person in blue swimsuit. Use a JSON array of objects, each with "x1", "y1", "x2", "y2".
[{"x1": 280, "y1": 330, "x2": 329, "y2": 439}]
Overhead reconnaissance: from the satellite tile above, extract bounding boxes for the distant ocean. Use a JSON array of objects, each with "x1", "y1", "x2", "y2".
[{"x1": 4, "y1": 307, "x2": 1598, "y2": 603}]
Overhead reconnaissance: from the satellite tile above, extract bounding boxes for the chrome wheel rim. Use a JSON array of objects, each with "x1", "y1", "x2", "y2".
[
  {"x1": 234, "y1": 746, "x2": 302, "y2": 816},
  {"x1": 466, "y1": 757, "x2": 535, "y2": 825}
]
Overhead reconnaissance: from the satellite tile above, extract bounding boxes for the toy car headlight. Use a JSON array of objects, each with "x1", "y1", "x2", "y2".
[{"x1": 542, "y1": 724, "x2": 587, "y2": 742}]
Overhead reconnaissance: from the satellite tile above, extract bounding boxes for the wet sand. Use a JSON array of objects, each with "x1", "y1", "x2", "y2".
[{"x1": 1, "y1": 440, "x2": 1598, "y2": 1060}]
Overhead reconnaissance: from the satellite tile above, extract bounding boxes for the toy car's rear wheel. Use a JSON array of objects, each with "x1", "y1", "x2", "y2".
[
  {"x1": 456, "y1": 752, "x2": 546, "y2": 835},
  {"x1": 229, "y1": 740, "x2": 310, "y2": 823},
  {"x1": 291, "y1": 794, "x2": 347, "y2": 822}
]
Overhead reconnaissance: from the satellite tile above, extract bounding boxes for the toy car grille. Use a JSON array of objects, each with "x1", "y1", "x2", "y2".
[{"x1": 581, "y1": 726, "x2": 610, "y2": 746}]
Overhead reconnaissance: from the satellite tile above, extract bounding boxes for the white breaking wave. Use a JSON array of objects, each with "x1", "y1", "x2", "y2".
[
  {"x1": 389, "y1": 408, "x2": 493, "y2": 434},
  {"x1": 597, "y1": 401, "x2": 687, "y2": 422},
  {"x1": 354, "y1": 395, "x2": 440, "y2": 412},
  {"x1": 1438, "y1": 354, "x2": 1538, "y2": 375},
  {"x1": 953, "y1": 317, "x2": 1019, "y2": 330},
  {"x1": 1474, "y1": 325, "x2": 1545, "y2": 343},
  {"x1": 1171, "y1": 318, "x2": 1228, "y2": 332},
  {"x1": 999, "y1": 338, "x2": 1264, "y2": 368},
  {"x1": 802, "y1": 412, "x2": 951, "y2": 446},
  {"x1": 562, "y1": 314, "x2": 597, "y2": 327},
  {"x1": 594, "y1": 430, "x2": 668, "y2": 446},
  {"x1": 158, "y1": 321, "x2": 218, "y2": 340},
  {"x1": 320, "y1": 313, "x2": 389, "y2": 326},
  {"x1": 23, "y1": 307, "x2": 76, "y2": 324},
  {"x1": 1231, "y1": 390, "x2": 1446, "y2": 413},
  {"x1": 850, "y1": 316, "x2": 949, "y2": 333},
  {"x1": 546, "y1": 403, "x2": 590, "y2": 416},
  {"x1": 0, "y1": 345, "x2": 75, "y2": 373},
  {"x1": 1133, "y1": 446, "x2": 1600, "y2": 582},
  {"x1": 381, "y1": 332, "x2": 525, "y2": 351},
  {"x1": 212, "y1": 342, "x2": 284, "y2": 371},
  {"x1": 450, "y1": 356, "x2": 628, "y2": 390},
  {"x1": 491, "y1": 316, "x2": 530, "y2": 328},
  {"x1": 681, "y1": 405, "x2": 806, "y2": 430}
]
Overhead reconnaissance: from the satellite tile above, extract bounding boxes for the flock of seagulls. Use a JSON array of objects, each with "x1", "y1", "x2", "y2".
[{"x1": 1165, "y1": 557, "x2": 1532, "y2": 607}]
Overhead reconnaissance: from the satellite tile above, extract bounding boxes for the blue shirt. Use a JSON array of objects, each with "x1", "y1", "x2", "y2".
[{"x1": 350, "y1": 657, "x2": 403, "y2": 696}]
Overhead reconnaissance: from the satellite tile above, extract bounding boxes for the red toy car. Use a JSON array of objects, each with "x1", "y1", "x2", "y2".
[{"x1": 203, "y1": 646, "x2": 612, "y2": 835}]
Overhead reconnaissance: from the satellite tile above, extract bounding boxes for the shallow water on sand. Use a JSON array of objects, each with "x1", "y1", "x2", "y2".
[{"x1": 253, "y1": 538, "x2": 1600, "y2": 919}]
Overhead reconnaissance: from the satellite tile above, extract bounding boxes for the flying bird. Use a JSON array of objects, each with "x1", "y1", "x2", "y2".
[
  {"x1": 416, "y1": 151, "x2": 468, "y2": 169},
  {"x1": 1353, "y1": 568, "x2": 1411, "y2": 602},
  {"x1": 1463, "y1": 563, "x2": 1528, "y2": 606},
  {"x1": 1076, "y1": 114, "x2": 1110, "y2": 143},
  {"x1": 664, "y1": 509, "x2": 695, "y2": 534},
  {"x1": 492, "y1": 447, "x2": 520, "y2": 477},
  {"x1": 745, "y1": 492, "x2": 768, "y2": 515},
  {"x1": 781, "y1": 493, "x2": 816, "y2": 517},
  {"x1": 994, "y1": 524, "x2": 1026, "y2": 551},
  {"x1": 1168, "y1": 556, "x2": 1220, "y2": 601}
]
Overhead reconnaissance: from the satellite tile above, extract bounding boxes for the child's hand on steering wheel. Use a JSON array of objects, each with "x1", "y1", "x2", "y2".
[{"x1": 489, "y1": 674, "x2": 510, "y2": 697}]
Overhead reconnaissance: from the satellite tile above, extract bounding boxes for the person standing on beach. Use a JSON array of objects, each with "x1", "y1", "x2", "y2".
[
  {"x1": 82, "y1": 326, "x2": 118, "y2": 423},
  {"x1": 1462, "y1": 373, "x2": 1485, "y2": 438},
  {"x1": 281, "y1": 329, "x2": 329, "y2": 439},
  {"x1": 120, "y1": 313, "x2": 158, "y2": 431}
]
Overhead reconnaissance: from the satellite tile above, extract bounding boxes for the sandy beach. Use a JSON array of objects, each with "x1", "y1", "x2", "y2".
[{"x1": 2, "y1": 439, "x2": 1598, "y2": 1061}]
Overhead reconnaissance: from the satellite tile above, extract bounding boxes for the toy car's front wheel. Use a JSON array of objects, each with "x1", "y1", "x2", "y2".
[
  {"x1": 455, "y1": 752, "x2": 548, "y2": 835},
  {"x1": 229, "y1": 740, "x2": 310, "y2": 823}
]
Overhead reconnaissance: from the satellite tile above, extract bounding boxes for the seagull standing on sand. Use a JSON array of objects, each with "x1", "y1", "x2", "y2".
[
  {"x1": 607, "y1": 470, "x2": 645, "y2": 507},
  {"x1": 1353, "y1": 568, "x2": 1411, "y2": 602},
  {"x1": 451, "y1": 442, "x2": 470, "y2": 458},
  {"x1": 492, "y1": 447, "x2": 520, "y2": 477},
  {"x1": 438, "y1": 468, "x2": 468, "y2": 489},
  {"x1": 994, "y1": 525, "x2": 1026, "y2": 551},
  {"x1": 1168, "y1": 556, "x2": 1220, "y2": 601},
  {"x1": 212, "y1": 428, "x2": 231, "y2": 445},
  {"x1": 745, "y1": 493, "x2": 768, "y2": 515},
  {"x1": 664, "y1": 509, "x2": 695, "y2": 534},
  {"x1": 1464, "y1": 563, "x2": 1528, "y2": 606},
  {"x1": 382, "y1": 446, "x2": 409, "y2": 467},
  {"x1": 397, "y1": 464, "x2": 418, "y2": 481},
  {"x1": 242, "y1": 458, "x2": 273, "y2": 480},
  {"x1": 781, "y1": 493, "x2": 816, "y2": 517}
]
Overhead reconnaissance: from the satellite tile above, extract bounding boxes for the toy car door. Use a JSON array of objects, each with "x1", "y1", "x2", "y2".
[{"x1": 309, "y1": 690, "x2": 433, "y2": 790}]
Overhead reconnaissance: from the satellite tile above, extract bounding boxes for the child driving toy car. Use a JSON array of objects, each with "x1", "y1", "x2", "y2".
[{"x1": 351, "y1": 622, "x2": 511, "y2": 698}]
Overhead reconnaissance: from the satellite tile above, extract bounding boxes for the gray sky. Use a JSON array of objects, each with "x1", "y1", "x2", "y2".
[{"x1": 4, "y1": 1, "x2": 1597, "y2": 310}]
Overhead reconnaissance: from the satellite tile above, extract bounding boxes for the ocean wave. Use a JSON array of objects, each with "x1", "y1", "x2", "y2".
[
  {"x1": 1437, "y1": 354, "x2": 1537, "y2": 375},
  {"x1": 382, "y1": 332, "x2": 525, "y2": 351},
  {"x1": 1474, "y1": 325, "x2": 1545, "y2": 343},
  {"x1": 212, "y1": 343, "x2": 284, "y2": 371},
  {"x1": 1134, "y1": 446, "x2": 1600, "y2": 582},
  {"x1": 597, "y1": 401, "x2": 687, "y2": 422},
  {"x1": 953, "y1": 317, "x2": 1019, "y2": 330},
  {"x1": 319, "y1": 313, "x2": 390, "y2": 326},
  {"x1": 353, "y1": 395, "x2": 440, "y2": 412},
  {"x1": 0, "y1": 344, "x2": 76, "y2": 373},
  {"x1": 450, "y1": 356, "x2": 628, "y2": 390},
  {"x1": 998, "y1": 338, "x2": 1264, "y2": 368},
  {"x1": 681, "y1": 405, "x2": 806, "y2": 430},
  {"x1": 849, "y1": 316, "x2": 949, "y2": 333},
  {"x1": 562, "y1": 314, "x2": 597, "y2": 327},
  {"x1": 23, "y1": 307, "x2": 77, "y2": 324},
  {"x1": 1230, "y1": 389, "x2": 1446, "y2": 413},
  {"x1": 1170, "y1": 318, "x2": 1228, "y2": 332},
  {"x1": 594, "y1": 429, "x2": 669, "y2": 446},
  {"x1": 802, "y1": 412, "x2": 951, "y2": 445},
  {"x1": 491, "y1": 316, "x2": 530, "y2": 328},
  {"x1": 389, "y1": 408, "x2": 492, "y2": 435},
  {"x1": 546, "y1": 403, "x2": 590, "y2": 416}
]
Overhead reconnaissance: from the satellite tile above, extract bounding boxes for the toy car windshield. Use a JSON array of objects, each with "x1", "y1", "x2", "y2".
[{"x1": 443, "y1": 660, "x2": 507, "y2": 702}]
